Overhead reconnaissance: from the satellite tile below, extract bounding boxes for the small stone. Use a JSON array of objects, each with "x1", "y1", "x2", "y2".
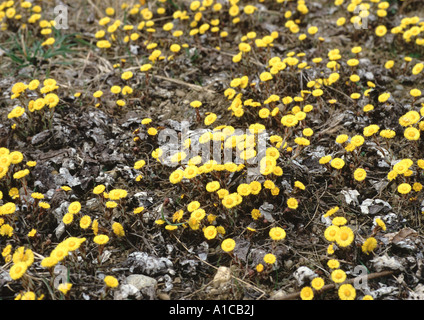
[
  {"x1": 284, "y1": 260, "x2": 293, "y2": 269},
  {"x1": 269, "y1": 290, "x2": 287, "y2": 300},
  {"x1": 31, "y1": 130, "x2": 52, "y2": 145},
  {"x1": 212, "y1": 266, "x2": 232, "y2": 288},
  {"x1": 126, "y1": 274, "x2": 158, "y2": 300},
  {"x1": 126, "y1": 274, "x2": 157, "y2": 291},
  {"x1": 158, "y1": 292, "x2": 171, "y2": 300},
  {"x1": 293, "y1": 266, "x2": 318, "y2": 286}
]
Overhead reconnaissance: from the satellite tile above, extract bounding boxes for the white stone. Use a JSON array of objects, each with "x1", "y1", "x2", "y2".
[{"x1": 293, "y1": 266, "x2": 318, "y2": 286}]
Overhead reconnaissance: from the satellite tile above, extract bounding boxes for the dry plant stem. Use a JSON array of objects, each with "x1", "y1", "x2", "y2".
[{"x1": 275, "y1": 270, "x2": 395, "y2": 300}]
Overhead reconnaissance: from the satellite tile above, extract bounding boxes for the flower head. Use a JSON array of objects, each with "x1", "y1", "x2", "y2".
[
  {"x1": 269, "y1": 227, "x2": 286, "y2": 241},
  {"x1": 221, "y1": 238, "x2": 236, "y2": 252},
  {"x1": 94, "y1": 234, "x2": 109, "y2": 245},
  {"x1": 104, "y1": 275, "x2": 119, "y2": 288},
  {"x1": 10, "y1": 262, "x2": 28, "y2": 280},
  {"x1": 263, "y1": 253, "x2": 276, "y2": 265},
  {"x1": 300, "y1": 286, "x2": 314, "y2": 300},
  {"x1": 331, "y1": 269, "x2": 347, "y2": 283},
  {"x1": 58, "y1": 283, "x2": 73, "y2": 295},
  {"x1": 338, "y1": 284, "x2": 356, "y2": 300},
  {"x1": 311, "y1": 277, "x2": 325, "y2": 291},
  {"x1": 203, "y1": 226, "x2": 217, "y2": 240},
  {"x1": 361, "y1": 237, "x2": 378, "y2": 255}
]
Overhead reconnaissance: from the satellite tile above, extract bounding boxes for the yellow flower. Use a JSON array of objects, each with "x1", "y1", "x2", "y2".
[
  {"x1": 147, "y1": 127, "x2": 158, "y2": 136},
  {"x1": 300, "y1": 286, "x2": 314, "y2": 300},
  {"x1": 134, "y1": 207, "x2": 145, "y2": 215},
  {"x1": 13, "y1": 169, "x2": 30, "y2": 179},
  {"x1": 93, "y1": 185, "x2": 106, "y2": 195},
  {"x1": 0, "y1": 224, "x2": 14, "y2": 237},
  {"x1": 163, "y1": 22, "x2": 174, "y2": 31},
  {"x1": 330, "y1": 158, "x2": 345, "y2": 170},
  {"x1": 204, "y1": 113, "x2": 217, "y2": 126},
  {"x1": 31, "y1": 192, "x2": 44, "y2": 200},
  {"x1": 104, "y1": 276, "x2": 119, "y2": 288},
  {"x1": 191, "y1": 209, "x2": 206, "y2": 221},
  {"x1": 338, "y1": 284, "x2": 356, "y2": 300},
  {"x1": 259, "y1": 72, "x2": 273, "y2": 82},
  {"x1": 398, "y1": 183, "x2": 411, "y2": 194},
  {"x1": 336, "y1": 135, "x2": 349, "y2": 144},
  {"x1": 10, "y1": 262, "x2": 28, "y2": 280},
  {"x1": 269, "y1": 227, "x2": 286, "y2": 241},
  {"x1": 412, "y1": 63, "x2": 423, "y2": 75},
  {"x1": 328, "y1": 212, "x2": 345, "y2": 226},
  {"x1": 221, "y1": 238, "x2": 236, "y2": 252},
  {"x1": 237, "y1": 183, "x2": 251, "y2": 196},
  {"x1": 112, "y1": 222, "x2": 125, "y2": 237},
  {"x1": 203, "y1": 226, "x2": 217, "y2": 240},
  {"x1": 110, "y1": 86, "x2": 121, "y2": 94},
  {"x1": 62, "y1": 237, "x2": 86, "y2": 252},
  {"x1": 50, "y1": 246, "x2": 69, "y2": 262},
  {"x1": 362, "y1": 237, "x2": 378, "y2": 255},
  {"x1": 327, "y1": 259, "x2": 340, "y2": 269},
  {"x1": 108, "y1": 189, "x2": 128, "y2": 201},
  {"x1": 331, "y1": 269, "x2": 346, "y2": 283},
  {"x1": 308, "y1": 26, "x2": 318, "y2": 35},
  {"x1": 378, "y1": 92, "x2": 390, "y2": 103},
  {"x1": 121, "y1": 71, "x2": 133, "y2": 80},
  {"x1": 375, "y1": 218, "x2": 386, "y2": 231},
  {"x1": 58, "y1": 283, "x2": 72, "y2": 295},
  {"x1": 12, "y1": 247, "x2": 34, "y2": 267},
  {"x1": 404, "y1": 127, "x2": 420, "y2": 141},
  {"x1": 319, "y1": 155, "x2": 332, "y2": 164},
  {"x1": 287, "y1": 198, "x2": 298, "y2": 209},
  {"x1": 190, "y1": 100, "x2": 202, "y2": 108},
  {"x1": 183, "y1": 165, "x2": 198, "y2": 179},
  {"x1": 410, "y1": 89, "x2": 422, "y2": 98},
  {"x1": 243, "y1": 5, "x2": 256, "y2": 15},
  {"x1": 1, "y1": 202, "x2": 16, "y2": 215},
  {"x1": 263, "y1": 253, "x2": 276, "y2": 264},
  {"x1": 380, "y1": 129, "x2": 396, "y2": 139},
  {"x1": 256, "y1": 264, "x2": 264, "y2": 272},
  {"x1": 2, "y1": 244, "x2": 12, "y2": 257},
  {"x1": 413, "y1": 182, "x2": 423, "y2": 192},
  {"x1": 206, "y1": 181, "x2": 220, "y2": 192},
  {"x1": 140, "y1": 64, "x2": 152, "y2": 72},
  {"x1": 92, "y1": 219, "x2": 99, "y2": 235},
  {"x1": 311, "y1": 277, "x2": 325, "y2": 291},
  {"x1": 354, "y1": 168, "x2": 367, "y2": 181},
  {"x1": 106, "y1": 201, "x2": 118, "y2": 209},
  {"x1": 93, "y1": 90, "x2": 103, "y2": 98},
  {"x1": 350, "y1": 135, "x2": 364, "y2": 147},
  {"x1": 187, "y1": 201, "x2": 201, "y2": 213},
  {"x1": 94, "y1": 234, "x2": 109, "y2": 245},
  {"x1": 169, "y1": 169, "x2": 184, "y2": 184},
  {"x1": 251, "y1": 209, "x2": 261, "y2": 220},
  {"x1": 324, "y1": 225, "x2": 340, "y2": 242},
  {"x1": 346, "y1": 59, "x2": 359, "y2": 67},
  {"x1": 375, "y1": 25, "x2": 387, "y2": 37},
  {"x1": 335, "y1": 226, "x2": 354, "y2": 247},
  {"x1": 20, "y1": 291, "x2": 37, "y2": 300},
  {"x1": 68, "y1": 201, "x2": 81, "y2": 214},
  {"x1": 79, "y1": 215, "x2": 92, "y2": 229},
  {"x1": 62, "y1": 213, "x2": 74, "y2": 225},
  {"x1": 26, "y1": 161, "x2": 37, "y2": 167}
]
